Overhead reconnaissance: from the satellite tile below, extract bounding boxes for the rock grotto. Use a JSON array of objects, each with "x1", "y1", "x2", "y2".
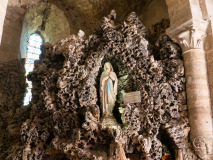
[
  {"x1": 0, "y1": 11, "x2": 200, "y2": 160},
  {"x1": 1, "y1": 0, "x2": 213, "y2": 159}
]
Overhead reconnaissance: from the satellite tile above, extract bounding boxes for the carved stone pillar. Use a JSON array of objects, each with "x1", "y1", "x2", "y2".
[
  {"x1": 166, "y1": 0, "x2": 213, "y2": 159},
  {"x1": 167, "y1": 26, "x2": 213, "y2": 159}
]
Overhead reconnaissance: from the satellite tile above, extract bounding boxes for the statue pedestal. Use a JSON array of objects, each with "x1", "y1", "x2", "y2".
[{"x1": 101, "y1": 115, "x2": 119, "y2": 129}]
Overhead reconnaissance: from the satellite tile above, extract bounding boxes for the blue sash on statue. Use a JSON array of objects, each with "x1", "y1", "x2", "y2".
[{"x1": 106, "y1": 78, "x2": 113, "y2": 95}]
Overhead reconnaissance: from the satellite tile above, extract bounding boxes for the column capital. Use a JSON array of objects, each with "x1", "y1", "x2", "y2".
[
  {"x1": 178, "y1": 27, "x2": 206, "y2": 52},
  {"x1": 166, "y1": 19, "x2": 208, "y2": 52}
]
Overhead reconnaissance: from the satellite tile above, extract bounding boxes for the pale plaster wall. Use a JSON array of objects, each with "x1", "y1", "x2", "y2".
[
  {"x1": 205, "y1": 0, "x2": 213, "y2": 23},
  {"x1": 0, "y1": 0, "x2": 8, "y2": 46},
  {"x1": 19, "y1": 2, "x2": 70, "y2": 58}
]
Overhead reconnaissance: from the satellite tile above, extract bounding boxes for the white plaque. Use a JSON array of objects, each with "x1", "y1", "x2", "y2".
[{"x1": 123, "y1": 91, "x2": 141, "y2": 104}]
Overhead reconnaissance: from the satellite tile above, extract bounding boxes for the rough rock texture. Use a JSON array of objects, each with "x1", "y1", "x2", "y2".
[
  {"x1": 0, "y1": 60, "x2": 28, "y2": 160},
  {"x1": 149, "y1": 18, "x2": 170, "y2": 44},
  {"x1": 8, "y1": 11, "x2": 199, "y2": 160}
]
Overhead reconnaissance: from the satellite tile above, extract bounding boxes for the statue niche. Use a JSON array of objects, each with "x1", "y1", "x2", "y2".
[
  {"x1": 100, "y1": 62, "x2": 118, "y2": 127},
  {"x1": 100, "y1": 62, "x2": 118, "y2": 116}
]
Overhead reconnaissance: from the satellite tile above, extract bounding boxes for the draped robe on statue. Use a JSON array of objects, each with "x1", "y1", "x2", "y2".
[{"x1": 100, "y1": 63, "x2": 117, "y2": 116}]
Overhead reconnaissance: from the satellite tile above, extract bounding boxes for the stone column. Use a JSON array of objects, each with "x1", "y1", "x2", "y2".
[
  {"x1": 166, "y1": 0, "x2": 213, "y2": 158},
  {"x1": 168, "y1": 26, "x2": 213, "y2": 159}
]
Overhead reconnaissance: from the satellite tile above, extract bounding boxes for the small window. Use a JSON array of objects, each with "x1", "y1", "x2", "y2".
[{"x1": 23, "y1": 33, "x2": 43, "y2": 105}]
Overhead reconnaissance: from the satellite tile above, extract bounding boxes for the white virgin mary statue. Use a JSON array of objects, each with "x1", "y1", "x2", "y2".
[{"x1": 100, "y1": 62, "x2": 118, "y2": 117}]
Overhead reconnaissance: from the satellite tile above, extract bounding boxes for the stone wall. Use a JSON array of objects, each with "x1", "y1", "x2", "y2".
[
  {"x1": 0, "y1": 59, "x2": 27, "y2": 160},
  {"x1": 0, "y1": 4, "x2": 26, "y2": 63},
  {"x1": 0, "y1": 0, "x2": 8, "y2": 45}
]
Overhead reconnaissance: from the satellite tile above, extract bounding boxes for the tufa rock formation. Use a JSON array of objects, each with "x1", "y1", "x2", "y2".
[{"x1": 1, "y1": 11, "x2": 200, "y2": 160}]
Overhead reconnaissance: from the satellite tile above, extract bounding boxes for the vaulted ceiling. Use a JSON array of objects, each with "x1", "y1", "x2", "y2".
[{"x1": 7, "y1": 0, "x2": 159, "y2": 35}]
